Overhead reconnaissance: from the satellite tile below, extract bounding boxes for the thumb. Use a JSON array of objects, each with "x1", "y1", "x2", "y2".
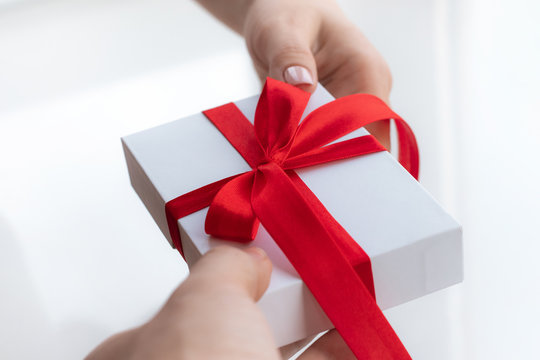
[
  {"x1": 262, "y1": 27, "x2": 318, "y2": 92},
  {"x1": 179, "y1": 246, "x2": 273, "y2": 301}
]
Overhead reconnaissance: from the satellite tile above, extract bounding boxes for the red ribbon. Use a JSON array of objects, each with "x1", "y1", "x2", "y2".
[{"x1": 165, "y1": 78, "x2": 418, "y2": 359}]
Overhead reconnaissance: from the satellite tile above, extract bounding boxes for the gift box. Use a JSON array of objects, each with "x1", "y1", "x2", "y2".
[{"x1": 122, "y1": 79, "x2": 462, "y2": 356}]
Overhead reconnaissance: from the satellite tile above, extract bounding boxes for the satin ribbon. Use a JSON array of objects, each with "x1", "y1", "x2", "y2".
[{"x1": 165, "y1": 78, "x2": 418, "y2": 359}]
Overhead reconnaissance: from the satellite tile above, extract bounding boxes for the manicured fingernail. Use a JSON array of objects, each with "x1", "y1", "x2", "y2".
[
  {"x1": 244, "y1": 247, "x2": 268, "y2": 261},
  {"x1": 283, "y1": 66, "x2": 314, "y2": 86}
]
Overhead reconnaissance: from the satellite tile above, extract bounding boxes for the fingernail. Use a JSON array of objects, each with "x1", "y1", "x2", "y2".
[
  {"x1": 244, "y1": 247, "x2": 268, "y2": 261},
  {"x1": 283, "y1": 66, "x2": 314, "y2": 86}
]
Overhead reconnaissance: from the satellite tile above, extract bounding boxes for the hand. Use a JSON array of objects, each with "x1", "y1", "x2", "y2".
[
  {"x1": 86, "y1": 246, "x2": 354, "y2": 359},
  {"x1": 86, "y1": 246, "x2": 277, "y2": 359},
  {"x1": 198, "y1": 0, "x2": 392, "y2": 148},
  {"x1": 242, "y1": 0, "x2": 392, "y2": 148}
]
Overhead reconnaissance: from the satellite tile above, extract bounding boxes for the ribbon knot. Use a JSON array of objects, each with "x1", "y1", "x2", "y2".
[
  {"x1": 265, "y1": 155, "x2": 284, "y2": 166},
  {"x1": 165, "y1": 77, "x2": 418, "y2": 359},
  {"x1": 256, "y1": 162, "x2": 276, "y2": 172}
]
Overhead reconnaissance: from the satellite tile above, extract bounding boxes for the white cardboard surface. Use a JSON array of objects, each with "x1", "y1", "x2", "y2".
[{"x1": 122, "y1": 85, "x2": 463, "y2": 347}]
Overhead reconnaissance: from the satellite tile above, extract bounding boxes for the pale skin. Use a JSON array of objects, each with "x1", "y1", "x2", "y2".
[{"x1": 87, "y1": 0, "x2": 392, "y2": 358}]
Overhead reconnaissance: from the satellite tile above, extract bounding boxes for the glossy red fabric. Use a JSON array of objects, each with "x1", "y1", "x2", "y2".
[{"x1": 165, "y1": 78, "x2": 418, "y2": 359}]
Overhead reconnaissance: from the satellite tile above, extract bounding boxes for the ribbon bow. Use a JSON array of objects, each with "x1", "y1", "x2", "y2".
[{"x1": 166, "y1": 78, "x2": 418, "y2": 359}]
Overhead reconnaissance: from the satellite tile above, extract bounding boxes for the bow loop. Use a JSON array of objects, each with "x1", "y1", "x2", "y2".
[
  {"x1": 254, "y1": 78, "x2": 310, "y2": 163},
  {"x1": 205, "y1": 171, "x2": 260, "y2": 241},
  {"x1": 289, "y1": 94, "x2": 398, "y2": 158}
]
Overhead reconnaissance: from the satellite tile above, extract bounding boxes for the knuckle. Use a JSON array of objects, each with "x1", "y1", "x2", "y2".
[
  {"x1": 247, "y1": 15, "x2": 313, "y2": 66},
  {"x1": 270, "y1": 43, "x2": 312, "y2": 66}
]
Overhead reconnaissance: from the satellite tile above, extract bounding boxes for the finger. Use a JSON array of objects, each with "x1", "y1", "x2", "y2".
[
  {"x1": 149, "y1": 246, "x2": 277, "y2": 358},
  {"x1": 296, "y1": 329, "x2": 355, "y2": 360},
  {"x1": 177, "y1": 245, "x2": 273, "y2": 302},
  {"x1": 318, "y1": 26, "x2": 392, "y2": 101},
  {"x1": 322, "y1": 54, "x2": 392, "y2": 148},
  {"x1": 317, "y1": 28, "x2": 393, "y2": 149},
  {"x1": 267, "y1": 33, "x2": 317, "y2": 92},
  {"x1": 88, "y1": 247, "x2": 275, "y2": 360},
  {"x1": 251, "y1": 17, "x2": 319, "y2": 92}
]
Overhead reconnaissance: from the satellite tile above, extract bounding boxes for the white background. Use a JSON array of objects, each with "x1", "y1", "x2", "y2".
[{"x1": 0, "y1": 0, "x2": 539, "y2": 359}]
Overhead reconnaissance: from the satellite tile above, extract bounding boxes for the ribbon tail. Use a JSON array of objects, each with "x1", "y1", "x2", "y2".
[
  {"x1": 287, "y1": 171, "x2": 376, "y2": 298},
  {"x1": 205, "y1": 172, "x2": 260, "y2": 241},
  {"x1": 252, "y1": 162, "x2": 411, "y2": 360}
]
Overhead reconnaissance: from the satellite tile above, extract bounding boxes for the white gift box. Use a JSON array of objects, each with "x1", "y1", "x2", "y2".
[{"x1": 122, "y1": 84, "x2": 463, "y2": 347}]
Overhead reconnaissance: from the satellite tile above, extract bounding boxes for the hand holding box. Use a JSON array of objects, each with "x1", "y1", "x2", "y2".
[{"x1": 122, "y1": 78, "x2": 462, "y2": 358}]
